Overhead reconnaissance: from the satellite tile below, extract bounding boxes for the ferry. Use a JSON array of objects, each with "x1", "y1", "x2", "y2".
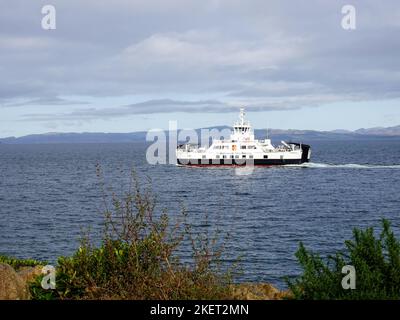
[{"x1": 176, "y1": 108, "x2": 311, "y2": 166}]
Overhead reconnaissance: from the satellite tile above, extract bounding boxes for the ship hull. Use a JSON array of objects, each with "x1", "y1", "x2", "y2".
[
  {"x1": 177, "y1": 143, "x2": 311, "y2": 167},
  {"x1": 177, "y1": 158, "x2": 309, "y2": 166}
]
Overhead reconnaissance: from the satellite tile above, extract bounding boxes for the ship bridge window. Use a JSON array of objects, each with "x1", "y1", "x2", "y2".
[
  {"x1": 240, "y1": 146, "x2": 246, "y2": 149},
  {"x1": 236, "y1": 126, "x2": 248, "y2": 132},
  {"x1": 248, "y1": 145, "x2": 256, "y2": 149}
]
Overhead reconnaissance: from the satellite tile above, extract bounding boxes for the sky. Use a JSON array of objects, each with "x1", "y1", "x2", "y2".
[{"x1": 0, "y1": 0, "x2": 400, "y2": 137}]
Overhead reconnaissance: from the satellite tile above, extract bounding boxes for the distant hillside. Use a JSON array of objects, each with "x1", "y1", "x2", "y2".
[
  {"x1": 1, "y1": 125, "x2": 400, "y2": 144},
  {"x1": 0, "y1": 132, "x2": 147, "y2": 144},
  {"x1": 355, "y1": 125, "x2": 400, "y2": 136}
]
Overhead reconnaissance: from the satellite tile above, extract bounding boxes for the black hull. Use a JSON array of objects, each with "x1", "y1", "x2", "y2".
[{"x1": 177, "y1": 158, "x2": 309, "y2": 166}]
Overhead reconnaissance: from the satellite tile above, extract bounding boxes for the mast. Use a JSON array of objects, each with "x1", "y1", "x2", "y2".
[{"x1": 239, "y1": 107, "x2": 245, "y2": 125}]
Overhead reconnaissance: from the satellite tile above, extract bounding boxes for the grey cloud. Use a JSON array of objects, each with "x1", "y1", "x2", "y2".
[
  {"x1": 123, "y1": 99, "x2": 226, "y2": 113},
  {"x1": 4, "y1": 96, "x2": 89, "y2": 107},
  {"x1": 20, "y1": 100, "x2": 229, "y2": 122},
  {"x1": 1, "y1": 0, "x2": 400, "y2": 115},
  {"x1": 21, "y1": 98, "x2": 307, "y2": 122}
]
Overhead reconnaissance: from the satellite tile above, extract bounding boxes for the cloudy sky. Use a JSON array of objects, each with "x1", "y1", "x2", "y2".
[{"x1": 1, "y1": 0, "x2": 399, "y2": 137}]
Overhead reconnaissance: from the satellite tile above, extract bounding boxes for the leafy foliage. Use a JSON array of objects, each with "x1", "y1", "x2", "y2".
[
  {"x1": 287, "y1": 219, "x2": 400, "y2": 299},
  {"x1": 0, "y1": 255, "x2": 45, "y2": 271},
  {"x1": 30, "y1": 166, "x2": 235, "y2": 300}
]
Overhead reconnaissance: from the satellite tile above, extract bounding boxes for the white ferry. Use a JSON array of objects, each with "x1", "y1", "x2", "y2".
[{"x1": 176, "y1": 108, "x2": 311, "y2": 166}]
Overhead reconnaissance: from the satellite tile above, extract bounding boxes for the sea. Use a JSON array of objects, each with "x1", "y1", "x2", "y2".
[{"x1": 1, "y1": 139, "x2": 400, "y2": 288}]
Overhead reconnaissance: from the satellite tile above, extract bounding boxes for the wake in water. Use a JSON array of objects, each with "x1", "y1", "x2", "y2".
[
  {"x1": 287, "y1": 163, "x2": 400, "y2": 169},
  {"x1": 179, "y1": 162, "x2": 400, "y2": 169}
]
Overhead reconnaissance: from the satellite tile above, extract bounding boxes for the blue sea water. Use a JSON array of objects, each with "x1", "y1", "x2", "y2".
[{"x1": 1, "y1": 140, "x2": 400, "y2": 288}]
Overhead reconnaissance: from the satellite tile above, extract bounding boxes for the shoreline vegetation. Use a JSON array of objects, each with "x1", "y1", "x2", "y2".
[{"x1": 1, "y1": 167, "x2": 400, "y2": 300}]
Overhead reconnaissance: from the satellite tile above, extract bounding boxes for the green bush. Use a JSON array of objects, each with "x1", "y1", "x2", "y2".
[
  {"x1": 0, "y1": 255, "x2": 45, "y2": 271},
  {"x1": 30, "y1": 166, "x2": 235, "y2": 300},
  {"x1": 287, "y1": 219, "x2": 400, "y2": 299}
]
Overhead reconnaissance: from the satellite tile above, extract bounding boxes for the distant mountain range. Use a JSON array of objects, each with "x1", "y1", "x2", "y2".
[{"x1": 1, "y1": 125, "x2": 400, "y2": 144}]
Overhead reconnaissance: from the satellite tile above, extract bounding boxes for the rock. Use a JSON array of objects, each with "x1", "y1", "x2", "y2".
[
  {"x1": 229, "y1": 283, "x2": 291, "y2": 300},
  {"x1": 17, "y1": 265, "x2": 43, "y2": 284},
  {"x1": 0, "y1": 263, "x2": 30, "y2": 300}
]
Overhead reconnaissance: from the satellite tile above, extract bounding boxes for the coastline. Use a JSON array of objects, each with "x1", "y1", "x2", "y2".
[{"x1": 0, "y1": 257, "x2": 290, "y2": 300}]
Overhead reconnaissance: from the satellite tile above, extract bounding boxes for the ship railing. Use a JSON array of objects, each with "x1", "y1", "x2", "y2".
[{"x1": 176, "y1": 144, "x2": 207, "y2": 153}]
